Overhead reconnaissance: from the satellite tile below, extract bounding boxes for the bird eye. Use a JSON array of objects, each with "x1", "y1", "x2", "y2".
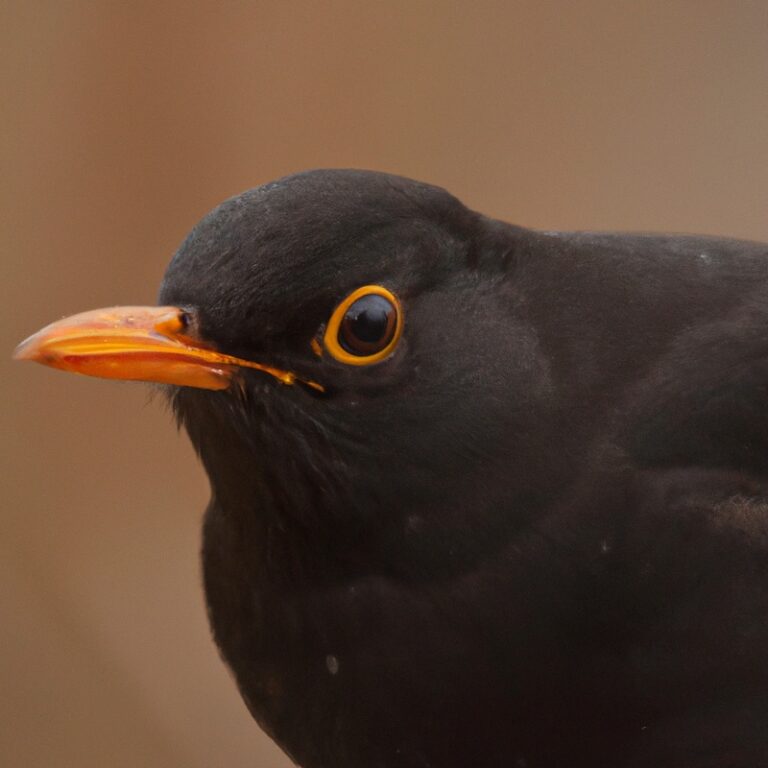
[{"x1": 323, "y1": 285, "x2": 403, "y2": 365}]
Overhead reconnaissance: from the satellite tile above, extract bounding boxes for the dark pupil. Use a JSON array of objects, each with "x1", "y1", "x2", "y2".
[{"x1": 339, "y1": 294, "x2": 396, "y2": 355}]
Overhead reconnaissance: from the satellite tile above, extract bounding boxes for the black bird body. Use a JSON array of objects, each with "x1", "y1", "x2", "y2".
[{"x1": 20, "y1": 171, "x2": 768, "y2": 766}]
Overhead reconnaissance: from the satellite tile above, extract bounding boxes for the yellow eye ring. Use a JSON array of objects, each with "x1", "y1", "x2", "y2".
[{"x1": 323, "y1": 285, "x2": 403, "y2": 366}]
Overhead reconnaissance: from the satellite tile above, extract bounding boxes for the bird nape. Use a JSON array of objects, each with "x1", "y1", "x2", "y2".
[{"x1": 15, "y1": 169, "x2": 768, "y2": 767}]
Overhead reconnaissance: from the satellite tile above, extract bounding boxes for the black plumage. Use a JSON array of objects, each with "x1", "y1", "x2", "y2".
[{"x1": 21, "y1": 170, "x2": 768, "y2": 766}]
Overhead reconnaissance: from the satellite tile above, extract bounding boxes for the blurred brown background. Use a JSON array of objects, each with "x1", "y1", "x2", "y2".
[{"x1": 2, "y1": 2, "x2": 767, "y2": 766}]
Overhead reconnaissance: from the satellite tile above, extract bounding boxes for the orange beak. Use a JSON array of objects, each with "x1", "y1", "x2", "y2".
[{"x1": 13, "y1": 306, "x2": 323, "y2": 392}]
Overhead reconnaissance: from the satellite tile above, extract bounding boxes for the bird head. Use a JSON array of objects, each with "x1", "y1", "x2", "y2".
[{"x1": 15, "y1": 170, "x2": 564, "y2": 580}]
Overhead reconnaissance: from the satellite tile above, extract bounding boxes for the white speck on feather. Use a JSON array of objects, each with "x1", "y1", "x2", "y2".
[
  {"x1": 325, "y1": 654, "x2": 339, "y2": 675},
  {"x1": 406, "y1": 515, "x2": 424, "y2": 533}
]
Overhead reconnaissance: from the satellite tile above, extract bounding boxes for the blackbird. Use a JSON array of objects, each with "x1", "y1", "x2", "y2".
[{"x1": 15, "y1": 169, "x2": 768, "y2": 767}]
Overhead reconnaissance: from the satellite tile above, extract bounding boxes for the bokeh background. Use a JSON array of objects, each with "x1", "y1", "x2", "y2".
[{"x1": 3, "y1": 2, "x2": 767, "y2": 766}]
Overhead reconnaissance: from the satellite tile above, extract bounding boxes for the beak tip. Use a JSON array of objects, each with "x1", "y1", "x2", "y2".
[{"x1": 12, "y1": 336, "x2": 39, "y2": 362}]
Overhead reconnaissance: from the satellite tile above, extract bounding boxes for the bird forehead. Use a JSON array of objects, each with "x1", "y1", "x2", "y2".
[
  {"x1": 214, "y1": 169, "x2": 458, "y2": 243},
  {"x1": 159, "y1": 174, "x2": 470, "y2": 320}
]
